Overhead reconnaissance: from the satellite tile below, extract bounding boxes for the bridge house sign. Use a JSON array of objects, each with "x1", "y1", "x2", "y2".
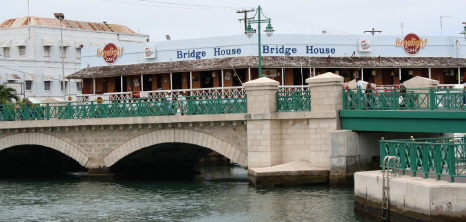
[{"x1": 97, "y1": 43, "x2": 124, "y2": 64}]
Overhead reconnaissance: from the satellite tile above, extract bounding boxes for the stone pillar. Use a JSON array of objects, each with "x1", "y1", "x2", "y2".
[
  {"x1": 306, "y1": 73, "x2": 343, "y2": 169},
  {"x1": 330, "y1": 130, "x2": 361, "y2": 184},
  {"x1": 243, "y1": 77, "x2": 281, "y2": 168}
]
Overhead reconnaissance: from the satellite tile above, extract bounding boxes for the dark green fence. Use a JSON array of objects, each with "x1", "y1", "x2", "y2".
[
  {"x1": 343, "y1": 88, "x2": 466, "y2": 110},
  {"x1": 0, "y1": 94, "x2": 247, "y2": 121},
  {"x1": 276, "y1": 90, "x2": 311, "y2": 112},
  {"x1": 380, "y1": 137, "x2": 466, "y2": 182}
]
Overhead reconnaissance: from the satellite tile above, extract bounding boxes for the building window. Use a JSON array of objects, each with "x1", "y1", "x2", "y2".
[
  {"x1": 44, "y1": 46, "x2": 51, "y2": 57},
  {"x1": 61, "y1": 81, "x2": 68, "y2": 91},
  {"x1": 76, "y1": 48, "x2": 81, "y2": 58},
  {"x1": 19, "y1": 46, "x2": 26, "y2": 56},
  {"x1": 60, "y1": 47, "x2": 67, "y2": 58},
  {"x1": 44, "y1": 81, "x2": 51, "y2": 91},
  {"x1": 4, "y1": 47, "x2": 10, "y2": 57},
  {"x1": 76, "y1": 81, "x2": 82, "y2": 91},
  {"x1": 26, "y1": 81, "x2": 32, "y2": 91}
]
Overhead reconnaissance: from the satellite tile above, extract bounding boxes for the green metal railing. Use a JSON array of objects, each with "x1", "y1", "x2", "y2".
[
  {"x1": 343, "y1": 88, "x2": 466, "y2": 110},
  {"x1": 380, "y1": 136, "x2": 466, "y2": 182},
  {"x1": 277, "y1": 90, "x2": 311, "y2": 112},
  {"x1": 0, "y1": 94, "x2": 247, "y2": 121}
]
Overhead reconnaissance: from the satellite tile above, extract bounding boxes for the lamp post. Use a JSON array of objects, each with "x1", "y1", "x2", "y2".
[
  {"x1": 460, "y1": 22, "x2": 466, "y2": 40},
  {"x1": 244, "y1": 6, "x2": 274, "y2": 78},
  {"x1": 54, "y1": 13, "x2": 66, "y2": 100}
]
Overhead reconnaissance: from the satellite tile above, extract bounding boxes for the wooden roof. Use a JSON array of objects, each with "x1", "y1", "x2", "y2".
[{"x1": 67, "y1": 56, "x2": 466, "y2": 79}]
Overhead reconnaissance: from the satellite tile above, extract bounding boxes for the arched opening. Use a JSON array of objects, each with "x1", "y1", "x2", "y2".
[
  {"x1": 109, "y1": 143, "x2": 229, "y2": 179},
  {"x1": 0, "y1": 145, "x2": 87, "y2": 178}
]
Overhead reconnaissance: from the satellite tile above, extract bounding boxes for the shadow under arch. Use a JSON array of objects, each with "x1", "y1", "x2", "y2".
[
  {"x1": 104, "y1": 129, "x2": 248, "y2": 168},
  {"x1": 0, "y1": 133, "x2": 90, "y2": 167}
]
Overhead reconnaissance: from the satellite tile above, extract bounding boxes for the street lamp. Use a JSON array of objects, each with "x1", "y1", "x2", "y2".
[
  {"x1": 460, "y1": 22, "x2": 466, "y2": 40},
  {"x1": 244, "y1": 5, "x2": 274, "y2": 78},
  {"x1": 54, "y1": 13, "x2": 66, "y2": 100}
]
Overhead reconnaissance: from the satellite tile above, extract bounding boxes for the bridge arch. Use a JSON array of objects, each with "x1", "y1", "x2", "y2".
[
  {"x1": 0, "y1": 133, "x2": 90, "y2": 167},
  {"x1": 104, "y1": 129, "x2": 248, "y2": 168}
]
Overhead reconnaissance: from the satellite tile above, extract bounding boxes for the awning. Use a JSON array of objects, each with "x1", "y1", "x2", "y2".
[
  {"x1": 7, "y1": 73, "x2": 21, "y2": 81},
  {"x1": 43, "y1": 74, "x2": 55, "y2": 81},
  {"x1": 12, "y1": 39, "x2": 27, "y2": 47},
  {"x1": 58, "y1": 40, "x2": 71, "y2": 47},
  {"x1": 0, "y1": 40, "x2": 10, "y2": 48},
  {"x1": 27, "y1": 97, "x2": 42, "y2": 104},
  {"x1": 42, "y1": 38, "x2": 55, "y2": 46},
  {"x1": 25, "y1": 73, "x2": 38, "y2": 81},
  {"x1": 75, "y1": 40, "x2": 87, "y2": 48}
]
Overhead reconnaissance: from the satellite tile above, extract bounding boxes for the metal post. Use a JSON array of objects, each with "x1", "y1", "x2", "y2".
[
  {"x1": 190, "y1": 71, "x2": 192, "y2": 89},
  {"x1": 248, "y1": 67, "x2": 251, "y2": 81},
  {"x1": 361, "y1": 68, "x2": 364, "y2": 81},
  {"x1": 221, "y1": 69, "x2": 224, "y2": 88},
  {"x1": 121, "y1": 76, "x2": 123, "y2": 92},
  {"x1": 428, "y1": 67, "x2": 431, "y2": 79},
  {"x1": 170, "y1": 72, "x2": 173, "y2": 90},
  {"x1": 458, "y1": 67, "x2": 461, "y2": 84},
  {"x1": 93, "y1": 78, "x2": 95, "y2": 94},
  {"x1": 258, "y1": 6, "x2": 262, "y2": 78},
  {"x1": 282, "y1": 68, "x2": 285, "y2": 85},
  {"x1": 59, "y1": 17, "x2": 65, "y2": 100},
  {"x1": 399, "y1": 68, "x2": 402, "y2": 81},
  {"x1": 141, "y1": 74, "x2": 143, "y2": 92}
]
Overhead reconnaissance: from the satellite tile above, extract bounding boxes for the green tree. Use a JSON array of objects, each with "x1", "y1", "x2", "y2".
[{"x1": 0, "y1": 84, "x2": 20, "y2": 104}]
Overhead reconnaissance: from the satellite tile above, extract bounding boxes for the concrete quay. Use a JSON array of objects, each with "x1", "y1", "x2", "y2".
[{"x1": 354, "y1": 170, "x2": 466, "y2": 221}]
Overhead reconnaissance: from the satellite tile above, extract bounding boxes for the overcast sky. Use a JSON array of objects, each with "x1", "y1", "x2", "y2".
[{"x1": 3, "y1": 0, "x2": 466, "y2": 41}]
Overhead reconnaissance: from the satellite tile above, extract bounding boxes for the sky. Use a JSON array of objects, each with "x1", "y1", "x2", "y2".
[{"x1": 2, "y1": 0, "x2": 466, "y2": 41}]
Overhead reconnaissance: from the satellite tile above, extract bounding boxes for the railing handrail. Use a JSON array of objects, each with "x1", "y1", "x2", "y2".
[
  {"x1": 0, "y1": 93, "x2": 247, "y2": 121},
  {"x1": 380, "y1": 136, "x2": 466, "y2": 182}
]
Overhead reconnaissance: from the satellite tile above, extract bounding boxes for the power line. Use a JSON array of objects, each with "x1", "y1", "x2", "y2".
[
  {"x1": 264, "y1": 10, "x2": 355, "y2": 35},
  {"x1": 102, "y1": 0, "x2": 238, "y2": 10},
  {"x1": 236, "y1": 8, "x2": 255, "y2": 31}
]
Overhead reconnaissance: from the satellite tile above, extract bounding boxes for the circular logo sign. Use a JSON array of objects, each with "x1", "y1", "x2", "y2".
[
  {"x1": 400, "y1": 33, "x2": 426, "y2": 55},
  {"x1": 97, "y1": 43, "x2": 124, "y2": 64},
  {"x1": 103, "y1": 43, "x2": 118, "y2": 64}
]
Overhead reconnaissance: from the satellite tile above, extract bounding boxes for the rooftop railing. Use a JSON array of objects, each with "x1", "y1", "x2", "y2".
[
  {"x1": 0, "y1": 94, "x2": 247, "y2": 121},
  {"x1": 343, "y1": 88, "x2": 466, "y2": 110},
  {"x1": 380, "y1": 136, "x2": 466, "y2": 182}
]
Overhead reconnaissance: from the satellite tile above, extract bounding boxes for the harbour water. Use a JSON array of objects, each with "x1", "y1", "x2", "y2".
[{"x1": 0, "y1": 165, "x2": 375, "y2": 221}]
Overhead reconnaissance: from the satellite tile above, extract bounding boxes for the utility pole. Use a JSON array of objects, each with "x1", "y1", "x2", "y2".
[
  {"x1": 364, "y1": 28, "x2": 382, "y2": 35},
  {"x1": 237, "y1": 8, "x2": 255, "y2": 31}
]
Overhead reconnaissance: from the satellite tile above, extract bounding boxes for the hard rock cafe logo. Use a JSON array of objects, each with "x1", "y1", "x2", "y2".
[
  {"x1": 97, "y1": 43, "x2": 124, "y2": 64},
  {"x1": 395, "y1": 33, "x2": 427, "y2": 55}
]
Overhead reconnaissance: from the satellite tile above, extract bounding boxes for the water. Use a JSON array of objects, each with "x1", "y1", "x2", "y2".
[{"x1": 0, "y1": 166, "x2": 375, "y2": 222}]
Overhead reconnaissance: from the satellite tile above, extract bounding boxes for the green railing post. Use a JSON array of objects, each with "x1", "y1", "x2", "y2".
[
  {"x1": 138, "y1": 98, "x2": 142, "y2": 116},
  {"x1": 113, "y1": 100, "x2": 118, "y2": 117},
  {"x1": 410, "y1": 141, "x2": 417, "y2": 177},
  {"x1": 422, "y1": 143, "x2": 429, "y2": 178},
  {"x1": 188, "y1": 97, "x2": 193, "y2": 115},
  {"x1": 400, "y1": 142, "x2": 406, "y2": 175},
  {"x1": 293, "y1": 91, "x2": 298, "y2": 111},
  {"x1": 46, "y1": 103, "x2": 50, "y2": 120},
  {"x1": 434, "y1": 145, "x2": 442, "y2": 180},
  {"x1": 379, "y1": 138, "x2": 386, "y2": 168},
  {"x1": 90, "y1": 101, "x2": 95, "y2": 118},
  {"x1": 217, "y1": 95, "x2": 222, "y2": 114},
  {"x1": 429, "y1": 88, "x2": 435, "y2": 111},
  {"x1": 448, "y1": 140, "x2": 456, "y2": 182},
  {"x1": 390, "y1": 88, "x2": 395, "y2": 110}
]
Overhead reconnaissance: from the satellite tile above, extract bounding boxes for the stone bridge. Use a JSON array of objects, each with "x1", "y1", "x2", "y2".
[{"x1": 1, "y1": 73, "x2": 449, "y2": 185}]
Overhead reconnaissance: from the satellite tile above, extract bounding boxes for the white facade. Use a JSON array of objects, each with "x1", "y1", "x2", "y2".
[{"x1": 0, "y1": 23, "x2": 149, "y2": 100}]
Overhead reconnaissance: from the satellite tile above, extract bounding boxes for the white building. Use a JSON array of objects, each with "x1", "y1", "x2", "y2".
[{"x1": 0, "y1": 16, "x2": 149, "y2": 101}]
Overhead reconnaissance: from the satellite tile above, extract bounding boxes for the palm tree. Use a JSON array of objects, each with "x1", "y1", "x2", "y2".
[{"x1": 0, "y1": 84, "x2": 20, "y2": 104}]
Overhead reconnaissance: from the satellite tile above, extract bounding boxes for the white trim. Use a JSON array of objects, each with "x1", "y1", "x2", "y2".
[
  {"x1": 24, "y1": 73, "x2": 38, "y2": 81},
  {"x1": 0, "y1": 40, "x2": 10, "y2": 48},
  {"x1": 12, "y1": 39, "x2": 27, "y2": 46},
  {"x1": 7, "y1": 73, "x2": 21, "y2": 80},
  {"x1": 42, "y1": 38, "x2": 55, "y2": 46}
]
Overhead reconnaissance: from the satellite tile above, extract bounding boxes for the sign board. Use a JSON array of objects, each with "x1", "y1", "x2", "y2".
[
  {"x1": 261, "y1": 69, "x2": 277, "y2": 78},
  {"x1": 358, "y1": 39, "x2": 372, "y2": 52},
  {"x1": 96, "y1": 43, "x2": 124, "y2": 64},
  {"x1": 395, "y1": 33, "x2": 427, "y2": 55},
  {"x1": 144, "y1": 45, "x2": 156, "y2": 59},
  {"x1": 6, "y1": 83, "x2": 22, "y2": 95}
]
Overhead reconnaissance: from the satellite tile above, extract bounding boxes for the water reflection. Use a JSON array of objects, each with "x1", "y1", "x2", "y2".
[{"x1": 0, "y1": 166, "x2": 374, "y2": 221}]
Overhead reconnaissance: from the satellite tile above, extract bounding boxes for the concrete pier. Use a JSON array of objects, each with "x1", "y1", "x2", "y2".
[{"x1": 354, "y1": 171, "x2": 466, "y2": 221}]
